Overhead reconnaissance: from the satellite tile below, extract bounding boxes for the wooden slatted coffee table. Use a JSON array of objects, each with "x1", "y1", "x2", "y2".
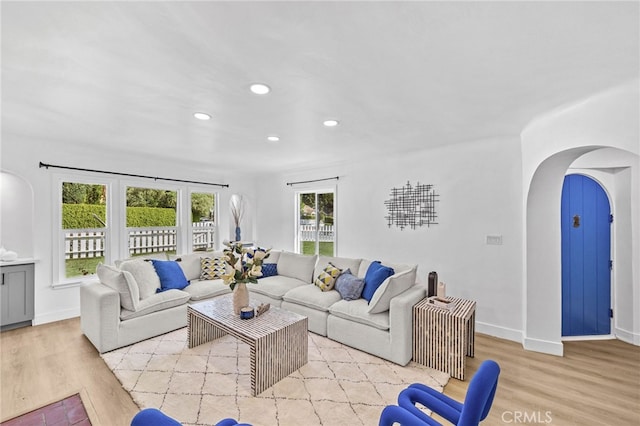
[{"x1": 187, "y1": 295, "x2": 308, "y2": 396}]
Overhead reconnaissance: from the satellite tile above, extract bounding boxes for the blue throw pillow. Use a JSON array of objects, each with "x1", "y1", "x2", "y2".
[
  {"x1": 261, "y1": 263, "x2": 278, "y2": 278},
  {"x1": 361, "y1": 261, "x2": 394, "y2": 302},
  {"x1": 334, "y1": 269, "x2": 365, "y2": 301},
  {"x1": 151, "y1": 260, "x2": 189, "y2": 292}
]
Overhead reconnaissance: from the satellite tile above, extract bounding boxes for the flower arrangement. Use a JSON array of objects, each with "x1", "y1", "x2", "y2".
[{"x1": 221, "y1": 241, "x2": 270, "y2": 290}]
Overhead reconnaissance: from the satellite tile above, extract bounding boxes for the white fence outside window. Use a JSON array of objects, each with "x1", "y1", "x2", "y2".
[
  {"x1": 298, "y1": 224, "x2": 334, "y2": 242},
  {"x1": 65, "y1": 222, "x2": 216, "y2": 258}
]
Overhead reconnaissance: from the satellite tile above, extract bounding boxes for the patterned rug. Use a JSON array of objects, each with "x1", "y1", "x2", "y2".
[
  {"x1": 101, "y1": 328, "x2": 449, "y2": 426},
  {"x1": 1, "y1": 392, "x2": 94, "y2": 426}
]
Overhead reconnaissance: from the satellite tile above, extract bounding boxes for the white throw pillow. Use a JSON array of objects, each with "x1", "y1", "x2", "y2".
[
  {"x1": 119, "y1": 259, "x2": 161, "y2": 300},
  {"x1": 114, "y1": 252, "x2": 168, "y2": 268},
  {"x1": 169, "y1": 252, "x2": 216, "y2": 281},
  {"x1": 96, "y1": 263, "x2": 139, "y2": 311},
  {"x1": 367, "y1": 267, "x2": 417, "y2": 314},
  {"x1": 277, "y1": 252, "x2": 318, "y2": 283}
]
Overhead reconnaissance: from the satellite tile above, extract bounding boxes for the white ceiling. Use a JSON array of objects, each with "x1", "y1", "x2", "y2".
[{"x1": 2, "y1": 1, "x2": 639, "y2": 174}]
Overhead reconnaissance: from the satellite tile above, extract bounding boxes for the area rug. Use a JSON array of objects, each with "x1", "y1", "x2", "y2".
[
  {"x1": 1, "y1": 392, "x2": 95, "y2": 426},
  {"x1": 101, "y1": 328, "x2": 449, "y2": 426}
]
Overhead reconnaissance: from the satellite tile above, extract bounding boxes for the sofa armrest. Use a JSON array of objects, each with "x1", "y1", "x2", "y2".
[
  {"x1": 389, "y1": 284, "x2": 426, "y2": 365},
  {"x1": 80, "y1": 282, "x2": 121, "y2": 353}
]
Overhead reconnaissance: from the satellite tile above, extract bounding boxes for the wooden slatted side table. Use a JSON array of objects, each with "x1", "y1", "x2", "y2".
[{"x1": 413, "y1": 296, "x2": 476, "y2": 380}]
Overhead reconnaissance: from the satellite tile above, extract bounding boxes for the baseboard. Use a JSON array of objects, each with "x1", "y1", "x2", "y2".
[
  {"x1": 615, "y1": 327, "x2": 640, "y2": 345},
  {"x1": 33, "y1": 307, "x2": 79, "y2": 326},
  {"x1": 475, "y1": 321, "x2": 522, "y2": 343},
  {"x1": 523, "y1": 336, "x2": 564, "y2": 356},
  {"x1": 562, "y1": 334, "x2": 615, "y2": 341}
]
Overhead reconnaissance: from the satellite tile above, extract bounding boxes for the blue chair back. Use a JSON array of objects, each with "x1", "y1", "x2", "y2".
[{"x1": 458, "y1": 359, "x2": 500, "y2": 425}]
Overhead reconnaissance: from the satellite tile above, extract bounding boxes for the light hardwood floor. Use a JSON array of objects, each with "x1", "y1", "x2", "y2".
[{"x1": 1, "y1": 318, "x2": 639, "y2": 425}]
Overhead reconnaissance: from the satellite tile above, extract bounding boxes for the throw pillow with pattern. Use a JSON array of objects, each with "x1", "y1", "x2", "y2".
[
  {"x1": 200, "y1": 256, "x2": 226, "y2": 280},
  {"x1": 261, "y1": 263, "x2": 278, "y2": 278},
  {"x1": 314, "y1": 262, "x2": 342, "y2": 291}
]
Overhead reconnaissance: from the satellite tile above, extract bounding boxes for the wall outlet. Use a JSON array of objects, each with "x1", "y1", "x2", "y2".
[{"x1": 486, "y1": 235, "x2": 503, "y2": 245}]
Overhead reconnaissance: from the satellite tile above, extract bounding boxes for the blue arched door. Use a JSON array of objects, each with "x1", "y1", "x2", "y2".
[{"x1": 561, "y1": 174, "x2": 611, "y2": 336}]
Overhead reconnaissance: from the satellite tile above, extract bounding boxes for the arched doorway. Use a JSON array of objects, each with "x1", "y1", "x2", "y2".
[{"x1": 561, "y1": 174, "x2": 611, "y2": 337}]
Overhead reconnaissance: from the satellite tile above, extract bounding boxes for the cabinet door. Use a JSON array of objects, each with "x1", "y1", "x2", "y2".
[{"x1": 1, "y1": 264, "x2": 35, "y2": 326}]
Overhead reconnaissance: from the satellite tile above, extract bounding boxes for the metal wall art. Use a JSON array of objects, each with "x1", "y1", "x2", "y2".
[{"x1": 384, "y1": 181, "x2": 439, "y2": 230}]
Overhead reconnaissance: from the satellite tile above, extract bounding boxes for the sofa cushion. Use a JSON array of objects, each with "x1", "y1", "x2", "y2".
[
  {"x1": 314, "y1": 262, "x2": 342, "y2": 291},
  {"x1": 200, "y1": 255, "x2": 226, "y2": 280},
  {"x1": 115, "y1": 252, "x2": 168, "y2": 268},
  {"x1": 357, "y1": 259, "x2": 413, "y2": 279},
  {"x1": 170, "y1": 252, "x2": 220, "y2": 281},
  {"x1": 362, "y1": 261, "x2": 395, "y2": 302},
  {"x1": 249, "y1": 275, "x2": 306, "y2": 300},
  {"x1": 367, "y1": 267, "x2": 417, "y2": 314},
  {"x1": 150, "y1": 260, "x2": 190, "y2": 292},
  {"x1": 120, "y1": 289, "x2": 190, "y2": 321},
  {"x1": 379, "y1": 261, "x2": 415, "y2": 275},
  {"x1": 329, "y1": 299, "x2": 390, "y2": 331},
  {"x1": 182, "y1": 279, "x2": 231, "y2": 301},
  {"x1": 119, "y1": 259, "x2": 161, "y2": 300},
  {"x1": 334, "y1": 269, "x2": 365, "y2": 301},
  {"x1": 96, "y1": 263, "x2": 139, "y2": 311},
  {"x1": 313, "y1": 256, "x2": 362, "y2": 283},
  {"x1": 277, "y1": 252, "x2": 318, "y2": 283},
  {"x1": 264, "y1": 250, "x2": 280, "y2": 264},
  {"x1": 282, "y1": 284, "x2": 342, "y2": 311},
  {"x1": 261, "y1": 263, "x2": 278, "y2": 278}
]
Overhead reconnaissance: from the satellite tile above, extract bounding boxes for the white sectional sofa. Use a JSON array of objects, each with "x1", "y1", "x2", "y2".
[{"x1": 80, "y1": 250, "x2": 425, "y2": 365}]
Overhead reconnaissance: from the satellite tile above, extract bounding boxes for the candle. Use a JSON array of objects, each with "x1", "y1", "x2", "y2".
[
  {"x1": 437, "y1": 282, "x2": 446, "y2": 299},
  {"x1": 240, "y1": 307, "x2": 254, "y2": 319}
]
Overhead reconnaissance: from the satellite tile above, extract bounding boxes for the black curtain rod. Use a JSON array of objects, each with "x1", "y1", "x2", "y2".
[
  {"x1": 39, "y1": 162, "x2": 229, "y2": 188},
  {"x1": 286, "y1": 176, "x2": 339, "y2": 186}
]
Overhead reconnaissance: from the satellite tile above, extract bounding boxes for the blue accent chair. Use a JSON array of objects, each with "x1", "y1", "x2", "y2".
[
  {"x1": 380, "y1": 405, "x2": 430, "y2": 426},
  {"x1": 379, "y1": 360, "x2": 500, "y2": 426},
  {"x1": 131, "y1": 408, "x2": 252, "y2": 426}
]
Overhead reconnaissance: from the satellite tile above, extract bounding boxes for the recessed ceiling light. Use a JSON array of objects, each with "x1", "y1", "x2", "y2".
[
  {"x1": 194, "y1": 112, "x2": 211, "y2": 120},
  {"x1": 267, "y1": 135, "x2": 280, "y2": 142},
  {"x1": 323, "y1": 119, "x2": 339, "y2": 127},
  {"x1": 250, "y1": 83, "x2": 270, "y2": 95}
]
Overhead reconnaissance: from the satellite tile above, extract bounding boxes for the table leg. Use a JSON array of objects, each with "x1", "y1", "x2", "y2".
[
  {"x1": 250, "y1": 318, "x2": 308, "y2": 396},
  {"x1": 466, "y1": 311, "x2": 475, "y2": 358},
  {"x1": 188, "y1": 311, "x2": 227, "y2": 349}
]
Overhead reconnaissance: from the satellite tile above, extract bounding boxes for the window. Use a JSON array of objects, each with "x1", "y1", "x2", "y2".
[
  {"x1": 190, "y1": 191, "x2": 216, "y2": 252},
  {"x1": 54, "y1": 175, "x2": 218, "y2": 285},
  {"x1": 60, "y1": 181, "x2": 108, "y2": 279},
  {"x1": 125, "y1": 186, "x2": 178, "y2": 256},
  {"x1": 296, "y1": 190, "x2": 335, "y2": 256}
]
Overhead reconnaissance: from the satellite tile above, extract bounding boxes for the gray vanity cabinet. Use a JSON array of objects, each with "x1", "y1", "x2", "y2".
[{"x1": 1, "y1": 262, "x2": 35, "y2": 330}]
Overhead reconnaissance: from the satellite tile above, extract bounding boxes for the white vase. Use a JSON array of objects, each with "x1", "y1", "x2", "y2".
[{"x1": 233, "y1": 283, "x2": 249, "y2": 315}]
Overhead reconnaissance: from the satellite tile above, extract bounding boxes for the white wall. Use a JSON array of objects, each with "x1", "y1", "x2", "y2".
[
  {"x1": 254, "y1": 137, "x2": 525, "y2": 342},
  {"x1": 1, "y1": 171, "x2": 34, "y2": 258},
  {"x1": 522, "y1": 81, "x2": 640, "y2": 353},
  {"x1": 0, "y1": 135, "x2": 256, "y2": 325}
]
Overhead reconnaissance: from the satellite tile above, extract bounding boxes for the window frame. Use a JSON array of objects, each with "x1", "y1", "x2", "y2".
[
  {"x1": 188, "y1": 189, "x2": 218, "y2": 253},
  {"x1": 53, "y1": 174, "x2": 113, "y2": 287},
  {"x1": 121, "y1": 181, "x2": 182, "y2": 259},
  {"x1": 294, "y1": 186, "x2": 337, "y2": 256},
  {"x1": 52, "y1": 172, "x2": 220, "y2": 287}
]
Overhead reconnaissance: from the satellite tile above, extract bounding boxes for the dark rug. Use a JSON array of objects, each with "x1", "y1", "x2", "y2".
[{"x1": 1, "y1": 393, "x2": 91, "y2": 426}]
